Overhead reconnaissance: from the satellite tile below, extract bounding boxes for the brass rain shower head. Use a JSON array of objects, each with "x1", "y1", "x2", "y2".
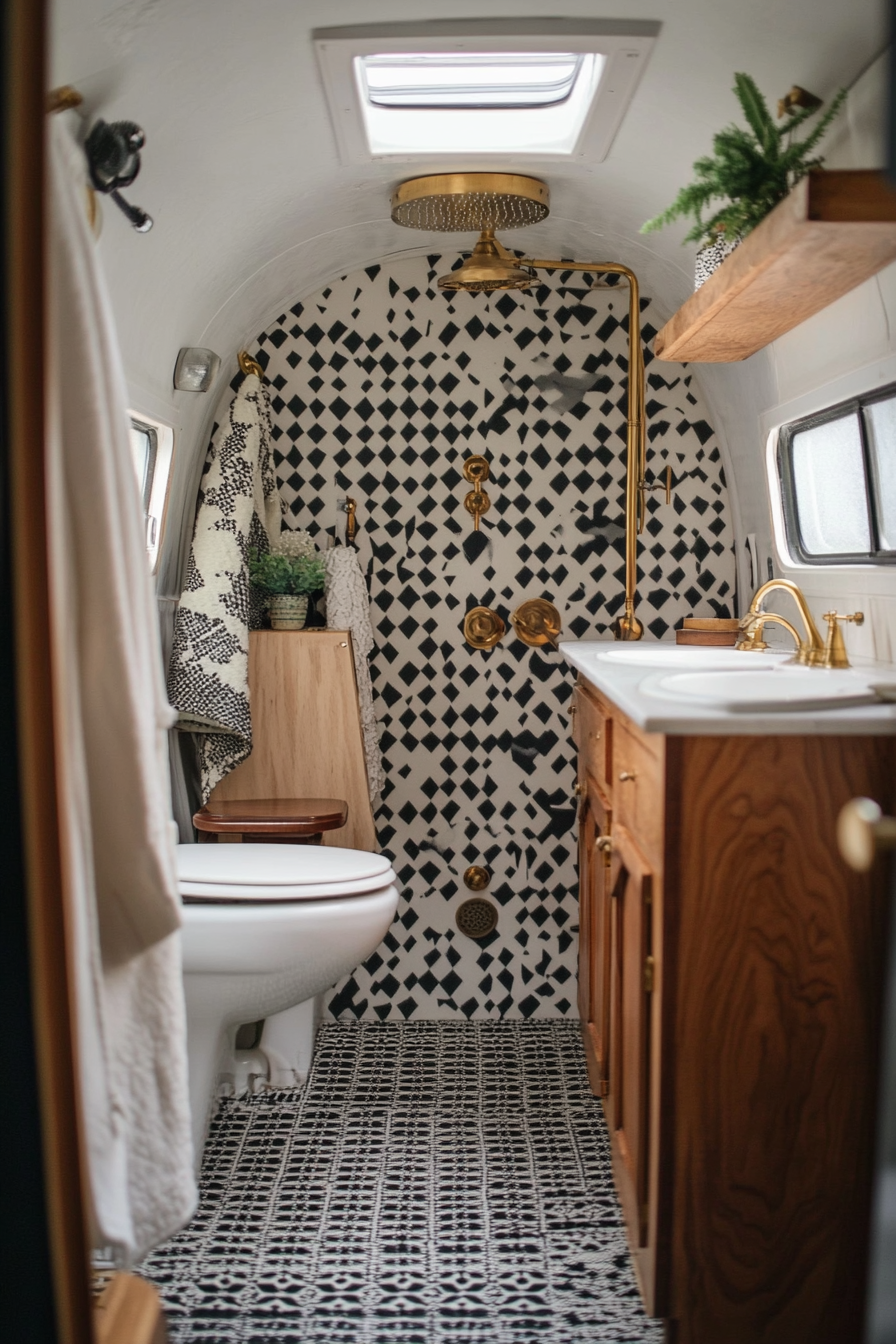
[
  {"x1": 391, "y1": 172, "x2": 549, "y2": 233},
  {"x1": 438, "y1": 230, "x2": 534, "y2": 293},
  {"x1": 391, "y1": 172, "x2": 548, "y2": 292}
]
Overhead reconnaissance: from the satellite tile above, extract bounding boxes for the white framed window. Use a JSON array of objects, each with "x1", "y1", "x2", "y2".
[
  {"x1": 128, "y1": 410, "x2": 174, "y2": 572},
  {"x1": 776, "y1": 384, "x2": 896, "y2": 566},
  {"x1": 313, "y1": 21, "x2": 658, "y2": 164}
]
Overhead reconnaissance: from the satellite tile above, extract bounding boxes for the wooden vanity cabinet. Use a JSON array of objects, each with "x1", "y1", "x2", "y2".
[{"x1": 572, "y1": 676, "x2": 894, "y2": 1344}]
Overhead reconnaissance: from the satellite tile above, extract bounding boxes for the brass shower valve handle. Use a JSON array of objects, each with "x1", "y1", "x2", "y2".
[
  {"x1": 821, "y1": 610, "x2": 864, "y2": 669},
  {"x1": 463, "y1": 455, "x2": 491, "y2": 531},
  {"x1": 640, "y1": 465, "x2": 673, "y2": 504}
]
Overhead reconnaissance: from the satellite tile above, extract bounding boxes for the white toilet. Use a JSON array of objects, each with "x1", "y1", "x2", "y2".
[{"x1": 176, "y1": 842, "x2": 399, "y2": 1160}]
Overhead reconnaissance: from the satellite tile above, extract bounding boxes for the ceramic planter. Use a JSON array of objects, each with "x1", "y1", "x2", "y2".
[
  {"x1": 694, "y1": 232, "x2": 742, "y2": 289},
  {"x1": 268, "y1": 594, "x2": 308, "y2": 630}
]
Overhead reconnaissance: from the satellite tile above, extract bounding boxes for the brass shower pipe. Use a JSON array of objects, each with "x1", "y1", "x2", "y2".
[{"x1": 514, "y1": 257, "x2": 647, "y2": 641}]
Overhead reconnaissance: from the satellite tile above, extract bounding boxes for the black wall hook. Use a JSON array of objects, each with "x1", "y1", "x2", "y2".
[{"x1": 85, "y1": 119, "x2": 153, "y2": 232}]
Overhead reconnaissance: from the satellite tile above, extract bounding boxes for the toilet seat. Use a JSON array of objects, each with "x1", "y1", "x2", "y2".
[{"x1": 176, "y1": 843, "x2": 396, "y2": 901}]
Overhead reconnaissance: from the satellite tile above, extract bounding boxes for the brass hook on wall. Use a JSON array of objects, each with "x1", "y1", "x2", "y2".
[{"x1": 463, "y1": 455, "x2": 491, "y2": 531}]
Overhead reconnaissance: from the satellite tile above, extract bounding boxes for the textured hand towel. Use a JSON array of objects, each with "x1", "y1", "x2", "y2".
[
  {"x1": 47, "y1": 116, "x2": 195, "y2": 1263},
  {"x1": 325, "y1": 545, "x2": 385, "y2": 803},
  {"x1": 167, "y1": 377, "x2": 283, "y2": 800}
]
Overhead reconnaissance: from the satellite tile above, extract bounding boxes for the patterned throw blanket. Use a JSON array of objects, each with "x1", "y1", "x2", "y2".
[{"x1": 167, "y1": 374, "x2": 283, "y2": 800}]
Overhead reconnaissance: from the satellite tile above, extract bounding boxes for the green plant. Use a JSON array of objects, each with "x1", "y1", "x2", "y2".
[
  {"x1": 641, "y1": 73, "x2": 847, "y2": 247},
  {"x1": 248, "y1": 547, "x2": 325, "y2": 596}
]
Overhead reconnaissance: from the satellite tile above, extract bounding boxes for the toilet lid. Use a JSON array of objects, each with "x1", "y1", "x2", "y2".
[{"x1": 176, "y1": 843, "x2": 396, "y2": 901}]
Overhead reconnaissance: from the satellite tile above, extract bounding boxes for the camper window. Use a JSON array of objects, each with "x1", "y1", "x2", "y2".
[
  {"x1": 778, "y1": 384, "x2": 896, "y2": 565},
  {"x1": 128, "y1": 411, "x2": 174, "y2": 571}
]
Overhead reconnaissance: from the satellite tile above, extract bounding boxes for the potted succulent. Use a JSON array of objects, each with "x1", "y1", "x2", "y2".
[
  {"x1": 641, "y1": 73, "x2": 846, "y2": 287},
  {"x1": 248, "y1": 545, "x2": 326, "y2": 630}
]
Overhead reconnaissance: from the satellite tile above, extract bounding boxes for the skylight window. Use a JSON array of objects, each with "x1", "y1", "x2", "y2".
[
  {"x1": 314, "y1": 23, "x2": 659, "y2": 164},
  {"x1": 360, "y1": 53, "x2": 584, "y2": 109},
  {"x1": 356, "y1": 51, "x2": 603, "y2": 156}
]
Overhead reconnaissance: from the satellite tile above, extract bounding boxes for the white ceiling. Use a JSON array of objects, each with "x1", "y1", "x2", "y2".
[{"x1": 50, "y1": 0, "x2": 888, "y2": 428}]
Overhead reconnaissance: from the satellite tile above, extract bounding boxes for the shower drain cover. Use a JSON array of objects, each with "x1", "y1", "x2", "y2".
[{"x1": 456, "y1": 897, "x2": 498, "y2": 940}]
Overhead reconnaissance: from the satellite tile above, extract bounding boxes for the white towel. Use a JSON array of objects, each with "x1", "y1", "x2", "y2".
[
  {"x1": 167, "y1": 376, "x2": 283, "y2": 801},
  {"x1": 47, "y1": 117, "x2": 196, "y2": 1263},
  {"x1": 325, "y1": 546, "x2": 385, "y2": 804}
]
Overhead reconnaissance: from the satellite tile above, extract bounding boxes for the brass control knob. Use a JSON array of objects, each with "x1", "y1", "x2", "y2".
[
  {"x1": 511, "y1": 598, "x2": 562, "y2": 649},
  {"x1": 463, "y1": 865, "x2": 491, "y2": 891},
  {"x1": 464, "y1": 606, "x2": 505, "y2": 650},
  {"x1": 837, "y1": 797, "x2": 896, "y2": 872}
]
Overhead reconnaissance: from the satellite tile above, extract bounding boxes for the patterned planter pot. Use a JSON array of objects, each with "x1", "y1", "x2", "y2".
[
  {"x1": 694, "y1": 232, "x2": 742, "y2": 289},
  {"x1": 268, "y1": 594, "x2": 308, "y2": 630}
]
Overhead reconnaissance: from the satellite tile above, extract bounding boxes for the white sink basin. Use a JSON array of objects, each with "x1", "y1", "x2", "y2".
[
  {"x1": 642, "y1": 667, "x2": 879, "y2": 712},
  {"x1": 592, "y1": 645, "x2": 789, "y2": 670}
]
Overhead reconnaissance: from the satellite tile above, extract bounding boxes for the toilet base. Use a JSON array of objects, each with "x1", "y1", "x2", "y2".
[{"x1": 259, "y1": 997, "x2": 321, "y2": 1088}]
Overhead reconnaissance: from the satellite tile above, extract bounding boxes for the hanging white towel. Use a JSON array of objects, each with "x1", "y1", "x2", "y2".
[
  {"x1": 47, "y1": 116, "x2": 196, "y2": 1263},
  {"x1": 325, "y1": 546, "x2": 385, "y2": 804},
  {"x1": 167, "y1": 376, "x2": 283, "y2": 801}
]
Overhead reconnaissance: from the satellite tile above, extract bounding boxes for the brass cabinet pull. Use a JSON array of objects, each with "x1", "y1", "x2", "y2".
[
  {"x1": 568, "y1": 700, "x2": 577, "y2": 716},
  {"x1": 643, "y1": 956, "x2": 656, "y2": 994},
  {"x1": 595, "y1": 836, "x2": 613, "y2": 853},
  {"x1": 619, "y1": 770, "x2": 637, "y2": 782},
  {"x1": 837, "y1": 797, "x2": 896, "y2": 872},
  {"x1": 574, "y1": 782, "x2": 587, "y2": 798}
]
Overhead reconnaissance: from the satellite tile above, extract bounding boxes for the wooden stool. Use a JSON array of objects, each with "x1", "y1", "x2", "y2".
[{"x1": 193, "y1": 798, "x2": 349, "y2": 845}]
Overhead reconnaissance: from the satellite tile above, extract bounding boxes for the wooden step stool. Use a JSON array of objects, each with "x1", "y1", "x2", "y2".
[{"x1": 193, "y1": 797, "x2": 348, "y2": 845}]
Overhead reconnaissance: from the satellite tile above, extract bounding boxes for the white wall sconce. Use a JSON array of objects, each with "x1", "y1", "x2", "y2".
[{"x1": 174, "y1": 347, "x2": 221, "y2": 392}]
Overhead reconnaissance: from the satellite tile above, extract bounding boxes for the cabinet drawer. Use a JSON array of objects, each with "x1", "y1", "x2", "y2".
[
  {"x1": 613, "y1": 721, "x2": 664, "y2": 872},
  {"x1": 575, "y1": 683, "x2": 610, "y2": 793}
]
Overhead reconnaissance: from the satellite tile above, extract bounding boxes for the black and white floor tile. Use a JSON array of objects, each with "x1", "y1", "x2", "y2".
[{"x1": 140, "y1": 1022, "x2": 663, "y2": 1342}]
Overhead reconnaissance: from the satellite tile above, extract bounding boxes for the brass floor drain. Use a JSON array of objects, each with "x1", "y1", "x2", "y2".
[{"x1": 456, "y1": 897, "x2": 498, "y2": 940}]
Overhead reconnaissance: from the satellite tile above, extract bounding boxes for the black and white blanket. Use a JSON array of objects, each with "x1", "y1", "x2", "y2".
[{"x1": 167, "y1": 374, "x2": 283, "y2": 801}]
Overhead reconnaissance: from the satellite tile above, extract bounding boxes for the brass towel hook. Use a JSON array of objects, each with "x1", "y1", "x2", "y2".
[{"x1": 238, "y1": 350, "x2": 265, "y2": 381}]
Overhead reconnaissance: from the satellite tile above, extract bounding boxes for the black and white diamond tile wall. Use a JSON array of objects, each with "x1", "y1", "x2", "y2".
[
  {"x1": 252, "y1": 256, "x2": 735, "y2": 1021},
  {"x1": 139, "y1": 1021, "x2": 664, "y2": 1343}
]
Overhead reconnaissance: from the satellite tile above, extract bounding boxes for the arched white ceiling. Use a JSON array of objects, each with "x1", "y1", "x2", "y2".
[{"x1": 50, "y1": 0, "x2": 887, "y2": 493}]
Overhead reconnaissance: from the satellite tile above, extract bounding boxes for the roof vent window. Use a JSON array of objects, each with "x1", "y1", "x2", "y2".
[{"x1": 360, "y1": 52, "x2": 585, "y2": 109}]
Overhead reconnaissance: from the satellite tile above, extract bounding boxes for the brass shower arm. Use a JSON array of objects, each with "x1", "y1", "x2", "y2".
[{"x1": 517, "y1": 258, "x2": 647, "y2": 640}]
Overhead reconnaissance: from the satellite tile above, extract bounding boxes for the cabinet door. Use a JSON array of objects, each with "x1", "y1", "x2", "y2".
[
  {"x1": 608, "y1": 822, "x2": 654, "y2": 1251},
  {"x1": 578, "y1": 777, "x2": 612, "y2": 1096}
]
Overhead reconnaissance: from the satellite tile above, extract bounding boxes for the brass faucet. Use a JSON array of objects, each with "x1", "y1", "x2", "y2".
[{"x1": 736, "y1": 579, "x2": 826, "y2": 665}]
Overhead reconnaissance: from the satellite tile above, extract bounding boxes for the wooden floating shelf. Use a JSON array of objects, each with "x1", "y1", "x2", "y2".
[{"x1": 653, "y1": 170, "x2": 896, "y2": 363}]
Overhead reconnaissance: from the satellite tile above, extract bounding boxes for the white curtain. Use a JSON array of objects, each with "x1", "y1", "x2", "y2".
[{"x1": 46, "y1": 115, "x2": 196, "y2": 1263}]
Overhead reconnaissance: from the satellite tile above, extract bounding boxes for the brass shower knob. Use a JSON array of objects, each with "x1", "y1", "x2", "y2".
[
  {"x1": 511, "y1": 599, "x2": 562, "y2": 649},
  {"x1": 464, "y1": 606, "x2": 505, "y2": 650},
  {"x1": 463, "y1": 865, "x2": 491, "y2": 891}
]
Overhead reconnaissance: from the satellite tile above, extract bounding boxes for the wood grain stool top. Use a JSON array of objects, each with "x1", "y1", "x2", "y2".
[{"x1": 194, "y1": 797, "x2": 349, "y2": 844}]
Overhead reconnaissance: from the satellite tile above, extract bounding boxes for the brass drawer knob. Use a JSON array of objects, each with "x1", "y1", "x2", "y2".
[
  {"x1": 837, "y1": 797, "x2": 896, "y2": 872},
  {"x1": 595, "y1": 836, "x2": 613, "y2": 853},
  {"x1": 574, "y1": 782, "x2": 587, "y2": 797},
  {"x1": 619, "y1": 770, "x2": 637, "y2": 782}
]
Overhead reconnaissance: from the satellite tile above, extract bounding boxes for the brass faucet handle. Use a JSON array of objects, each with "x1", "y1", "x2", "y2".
[{"x1": 821, "y1": 611, "x2": 864, "y2": 669}]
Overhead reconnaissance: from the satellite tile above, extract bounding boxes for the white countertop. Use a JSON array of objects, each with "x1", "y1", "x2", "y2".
[{"x1": 559, "y1": 639, "x2": 896, "y2": 736}]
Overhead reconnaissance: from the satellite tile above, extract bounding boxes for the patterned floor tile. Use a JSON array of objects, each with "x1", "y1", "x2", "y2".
[{"x1": 140, "y1": 1022, "x2": 663, "y2": 1342}]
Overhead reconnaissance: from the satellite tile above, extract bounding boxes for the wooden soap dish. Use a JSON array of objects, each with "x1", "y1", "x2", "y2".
[{"x1": 676, "y1": 616, "x2": 740, "y2": 647}]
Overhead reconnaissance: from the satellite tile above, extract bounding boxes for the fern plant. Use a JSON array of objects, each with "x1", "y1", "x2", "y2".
[{"x1": 641, "y1": 73, "x2": 847, "y2": 247}]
